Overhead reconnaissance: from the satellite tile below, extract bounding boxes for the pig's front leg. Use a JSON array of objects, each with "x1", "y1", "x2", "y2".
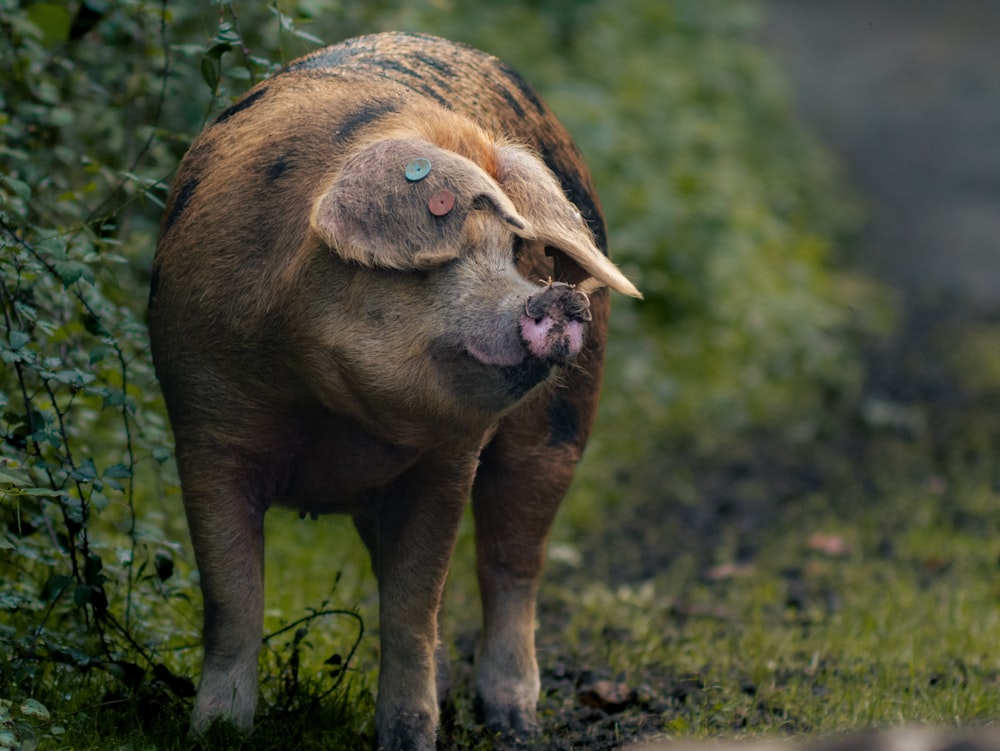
[
  {"x1": 471, "y1": 408, "x2": 582, "y2": 741},
  {"x1": 179, "y1": 447, "x2": 267, "y2": 734},
  {"x1": 361, "y1": 454, "x2": 477, "y2": 751}
]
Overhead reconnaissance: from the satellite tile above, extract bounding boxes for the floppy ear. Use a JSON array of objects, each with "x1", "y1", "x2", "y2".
[
  {"x1": 495, "y1": 145, "x2": 642, "y2": 298},
  {"x1": 312, "y1": 138, "x2": 532, "y2": 270}
]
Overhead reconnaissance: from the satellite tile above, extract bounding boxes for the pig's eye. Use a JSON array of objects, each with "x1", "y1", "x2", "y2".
[{"x1": 512, "y1": 237, "x2": 525, "y2": 266}]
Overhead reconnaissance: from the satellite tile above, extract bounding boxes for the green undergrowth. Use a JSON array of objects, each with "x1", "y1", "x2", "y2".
[{"x1": 532, "y1": 309, "x2": 1000, "y2": 746}]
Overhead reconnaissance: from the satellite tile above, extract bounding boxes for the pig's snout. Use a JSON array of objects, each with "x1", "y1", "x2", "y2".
[
  {"x1": 456, "y1": 281, "x2": 592, "y2": 401},
  {"x1": 519, "y1": 282, "x2": 592, "y2": 364}
]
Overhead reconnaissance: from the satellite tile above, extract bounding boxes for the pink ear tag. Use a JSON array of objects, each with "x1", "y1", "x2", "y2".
[{"x1": 428, "y1": 189, "x2": 455, "y2": 216}]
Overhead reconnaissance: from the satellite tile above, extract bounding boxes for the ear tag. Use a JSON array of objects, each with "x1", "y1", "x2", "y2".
[
  {"x1": 428, "y1": 189, "x2": 455, "y2": 216},
  {"x1": 405, "y1": 158, "x2": 432, "y2": 181}
]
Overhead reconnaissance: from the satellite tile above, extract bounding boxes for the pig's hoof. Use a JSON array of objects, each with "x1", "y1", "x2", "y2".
[
  {"x1": 375, "y1": 709, "x2": 437, "y2": 751},
  {"x1": 474, "y1": 695, "x2": 541, "y2": 746}
]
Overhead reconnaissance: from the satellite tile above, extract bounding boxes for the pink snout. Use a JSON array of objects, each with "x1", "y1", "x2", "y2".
[{"x1": 519, "y1": 282, "x2": 592, "y2": 363}]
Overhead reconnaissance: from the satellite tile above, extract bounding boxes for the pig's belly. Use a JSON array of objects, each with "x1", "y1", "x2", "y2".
[{"x1": 271, "y1": 414, "x2": 422, "y2": 516}]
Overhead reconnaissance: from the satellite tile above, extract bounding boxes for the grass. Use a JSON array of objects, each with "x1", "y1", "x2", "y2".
[
  {"x1": 9, "y1": 310, "x2": 1000, "y2": 751},
  {"x1": 7, "y1": 310, "x2": 1000, "y2": 751}
]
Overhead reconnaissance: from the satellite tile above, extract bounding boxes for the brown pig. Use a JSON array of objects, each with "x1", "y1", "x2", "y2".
[{"x1": 148, "y1": 31, "x2": 640, "y2": 751}]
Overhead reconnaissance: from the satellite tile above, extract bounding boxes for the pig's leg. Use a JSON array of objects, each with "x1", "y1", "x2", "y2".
[
  {"x1": 471, "y1": 291, "x2": 608, "y2": 738},
  {"x1": 353, "y1": 516, "x2": 454, "y2": 706},
  {"x1": 361, "y1": 456, "x2": 476, "y2": 751},
  {"x1": 470, "y1": 430, "x2": 574, "y2": 737},
  {"x1": 178, "y1": 447, "x2": 267, "y2": 733}
]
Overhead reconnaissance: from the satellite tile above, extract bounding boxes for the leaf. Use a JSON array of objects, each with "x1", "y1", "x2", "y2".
[
  {"x1": 100, "y1": 390, "x2": 126, "y2": 409},
  {"x1": 0, "y1": 175, "x2": 31, "y2": 202},
  {"x1": 90, "y1": 490, "x2": 109, "y2": 511},
  {"x1": 0, "y1": 591, "x2": 27, "y2": 610},
  {"x1": 7, "y1": 331, "x2": 29, "y2": 350},
  {"x1": 34, "y1": 235, "x2": 68, "y2": 260},
  {"x1": 0, "y1": 469, "x2": 30, "y2": 486},
  {"x1": 102, "y1": 463, "x2": 132, "y2": 479},
  {"x1": 577, "y1": 680, "x2": 636, "y2": 713},
  {"x1": 293, "y1": 28, "x2": 325, "y2": 46},
  {"x1": 1, "y1": 346, "x2": 34, "y2": 364},
  {"x1": 25, "y1": 3, "x2": 71, "y2": 47},
  {"x1": 154, "y1": 551, "x2": 174, "y2": 582},
  {"x1": 201, "y1": 43, "x2": 231, "y2": 91},
  {"x1": 89, "y1": 344, "x2": 114, "y2": 364},
  {"x1": 84, "y1": 552, "x2": 104, "y2": 584},
  {"x1": 14, "y1": 300, "x2": 37, "y2": 322},
  {"x1": 40, "y1": 574, "x2": 73, "y2": 601},
  {"x1": 53, "y1": 260, "x2": 95, "y2": 287},
  {"x1": 21, "y1": 488, "x2": 66, "y2": 498},
  {"x1": 19, "y1": 698, "x2": 50, "y2": 721},
  {"x1": 71, "y1": 459, "x2": 98, "y2": 483},
  {"x1": 214, "y1": 23, "x2": 240, "y2": 45},
  {"x1": 204, "y1": 41, "x2": 233, "y2": 61},
  {"x1": 43, "y1": 368, "x2": 95, "y2": 388},
  {"x1": 74, "y1": 584, "x2": 93, "y2": 606}
]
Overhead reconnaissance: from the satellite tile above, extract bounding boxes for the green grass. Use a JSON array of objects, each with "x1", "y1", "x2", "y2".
[{"x1": 8, "y1": 322, "x2": 1000, "y2": 751}]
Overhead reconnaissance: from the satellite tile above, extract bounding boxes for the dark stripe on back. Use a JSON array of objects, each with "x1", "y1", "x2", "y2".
[
  {"x1": 368, "y1": 57, "x2": 422, "y2": 80},
  {"x1": 412, "y1": 52, "x2": 455, "y2": 78},
  {"x1": 213, "y1": 86, "x2": 268, "y2": 125},
  {"x1": 334, "y1": 100, "x2": 402, "y2": 145},
  {"x1": 162, "y1": 177, "x2": 199, "y2": 235},
  {"x1": 496, "y1": 61, "x2": 547, "y2": 116},
  {"x1": 498, "y1": 86, "x2": 526, "y2": 119}
]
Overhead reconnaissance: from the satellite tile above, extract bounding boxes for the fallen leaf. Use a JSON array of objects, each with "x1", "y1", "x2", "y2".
[
  {"x1": 806, "y1": 533, "x2": 852, "y2": 557},
  {"x1": 578, "y1": 680, "x2": 635, "y2": 713},
  {"x1": 704, "y1": 562, "x2": 755, "y2": 580}
]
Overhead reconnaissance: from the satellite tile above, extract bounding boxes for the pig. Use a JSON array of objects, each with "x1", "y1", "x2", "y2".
[{"x1": 148, "y1": 31, "x2": 640, "y2": 751}]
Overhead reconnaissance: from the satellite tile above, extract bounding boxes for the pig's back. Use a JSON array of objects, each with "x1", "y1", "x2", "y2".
[{"x1": 277, "y1": 32, "x2": 607, "y2": 253}]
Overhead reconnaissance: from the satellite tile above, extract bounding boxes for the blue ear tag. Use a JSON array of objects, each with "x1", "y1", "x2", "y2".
[{"x1": 405, "y1": 158, "x2": 432, "y2": 181}]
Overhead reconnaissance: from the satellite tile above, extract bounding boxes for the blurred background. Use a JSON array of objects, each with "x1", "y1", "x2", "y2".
[{"x1": 766, "y1": 0, "x2": 1000, "y2": 306}]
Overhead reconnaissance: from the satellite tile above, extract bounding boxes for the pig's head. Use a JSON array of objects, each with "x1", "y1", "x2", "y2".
[{"x1": 308, "y1": 135, "x2": 640, "y2": 427}]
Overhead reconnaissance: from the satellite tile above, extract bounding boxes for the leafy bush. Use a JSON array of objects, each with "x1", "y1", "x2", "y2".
[
  {"x1": 0, "y1": 0, "x2": 876, "y2": 745},
  {"x1": 0, "y1": 0, "x2": 193, "y2": 737}
]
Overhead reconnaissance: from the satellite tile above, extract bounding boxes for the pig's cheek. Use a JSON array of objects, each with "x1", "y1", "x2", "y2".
[{"x1": 463, "y1": 332, "x2": 525, "y2": 368}]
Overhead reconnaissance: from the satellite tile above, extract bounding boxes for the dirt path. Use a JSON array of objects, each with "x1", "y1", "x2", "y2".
[{"x1": 762, "y1": 0, "x2": 1000, "y2": 308}]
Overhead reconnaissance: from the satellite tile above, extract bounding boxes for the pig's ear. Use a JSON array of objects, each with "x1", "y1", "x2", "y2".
[
  {"x1": 311, "y1": 138, "x2": 532, "y2": 270},
  {"x1": 495, "y1": 146, "x2": 642, "y2": 298}
]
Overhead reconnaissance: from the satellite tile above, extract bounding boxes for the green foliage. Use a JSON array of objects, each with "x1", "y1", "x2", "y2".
[{"x1": 0, "y1": 1, "x2": 198, "y2": 738}]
